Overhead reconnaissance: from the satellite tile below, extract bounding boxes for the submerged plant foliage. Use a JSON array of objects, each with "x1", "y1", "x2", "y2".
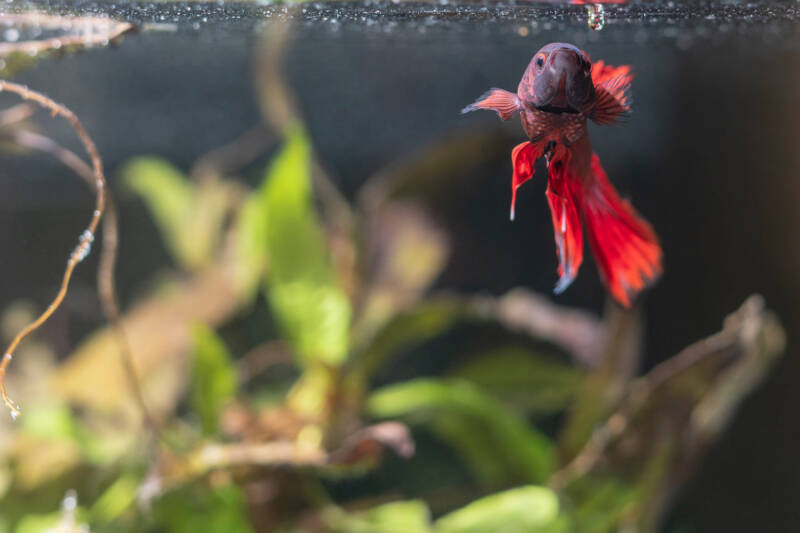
[{"x1": 0, "y1": 15, "x2": 786, "y2": 533}]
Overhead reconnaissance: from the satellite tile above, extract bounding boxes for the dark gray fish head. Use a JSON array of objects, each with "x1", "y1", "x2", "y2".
[{"x1": 519, "y1": 42, "x2": 595, "y2": 114}]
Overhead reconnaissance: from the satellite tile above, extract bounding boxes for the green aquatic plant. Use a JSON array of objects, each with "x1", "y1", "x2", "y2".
[
  {"x1": 0, "y1": 97, "x2": 784, "y2": 533},
  {"x1": 0, "y1": 17, "x2": 786, "y2": 533}
]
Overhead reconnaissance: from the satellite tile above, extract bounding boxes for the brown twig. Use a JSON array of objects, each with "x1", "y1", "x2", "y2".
[
  {"x1": 0, "y1": 81, "x2": 105, "y2": 419},
  {"x1": 0, "y1": 103, "x2": 35, "y2": 128},
  {"x1": 190, "y1": 124, "x2": 274, "y2": 184},
  {"x1": 485, "y1": 288, "x2": 606, "y2": 367},
  {"x1": 548, "y1": 295, "x2": 780, "y2": 489},
  {"x1": 0, "y1": 125, "x2": 158, "y2": 432},
  {"x1": 98, "y1": 201, "x2": 159, "y2": 430},
  {"x1": 0, "y1": 14, "x2": 133, "y2": 57},
  {"x1": 148, "y1": 421, "x2": 413, "y2": 498},
  {"x1": 237, "y1": 340, "x2": 294, "y2": 383}
]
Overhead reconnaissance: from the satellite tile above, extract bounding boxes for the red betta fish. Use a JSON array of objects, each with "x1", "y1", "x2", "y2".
[{"x1": 462, "y1": 42, "x2": 662, "y2": 307}]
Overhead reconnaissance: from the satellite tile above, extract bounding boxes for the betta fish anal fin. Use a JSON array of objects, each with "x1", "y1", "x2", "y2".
[
  {"x1": 581, "y1": 154, "x2": 662, "y2": 307},
  {"x1": 461, "y1": 88, "x2": 521, "y2": 121},
  {"x1": 545, "y1": 158, "x2": 585, "y2": 293}
]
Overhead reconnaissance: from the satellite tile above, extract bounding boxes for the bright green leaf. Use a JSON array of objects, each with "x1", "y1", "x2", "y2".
[
  {"x1": 434, "y1": 486, "x2": 565, "y2": 533},
  {"x1": 20, "y1": 404, "x2": 77, "y2": 441},
  {"x1": 368, "y1": 379, "x2": 553, "y2": 485},
  {"x1": 261, "y1": 125, "x2": 350, "y2": 366},
  {"x1": 326, "y1": 500, "x2": 433, "y2": 533},
  {"x1": 450, "y1": 347, "x2": 583, "y2": 416},
  {"x1": 90, "y1": 474, "x2": 140, "y2": 525},
  {"x1": 190, "y1": 324, "x2": 238, "y2": 435},
  {"x1": 14, "y1": 513, "x2": 62, "y2": 533}
]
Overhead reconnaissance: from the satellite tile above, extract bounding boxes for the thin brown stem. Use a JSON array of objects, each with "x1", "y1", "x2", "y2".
[
  {"x1": 0, "y1": 103, "x2": 35, "y2": 128},
  {"x1": 1, "y1": 125, "x2": 158, "y2": 432},
  {"x1": 98, "y1": 200, "x2": 159, "y2": 431},
  {"x1": 0, "y1": 81, "x2": 106, "y2": 419},
  {"x1": 190, "y1": 124, "x2": 274, "y2": 183}
]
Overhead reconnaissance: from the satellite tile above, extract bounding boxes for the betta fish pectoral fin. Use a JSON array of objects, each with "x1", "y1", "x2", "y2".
[{"x1": 461, "y1": 88, "x2": 520, "y2": 121}]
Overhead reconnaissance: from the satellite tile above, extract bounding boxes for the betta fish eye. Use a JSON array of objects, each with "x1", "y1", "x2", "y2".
[{"x1": 535, "y1": 54, "x2": 545, "y2": 69}]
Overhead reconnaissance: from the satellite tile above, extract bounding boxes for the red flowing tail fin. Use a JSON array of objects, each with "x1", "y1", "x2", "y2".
[{"x1": 582, "y1": 154, "x2": 662, "y2": 307}]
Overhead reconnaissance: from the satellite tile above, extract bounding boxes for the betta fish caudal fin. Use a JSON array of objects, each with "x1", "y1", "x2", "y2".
[
  {"x1": 582, "y1": 154, "x2": 662, "y2": 307},
  {"x1": 461, "y1": 88, "x2": 520, "y2": 121}
]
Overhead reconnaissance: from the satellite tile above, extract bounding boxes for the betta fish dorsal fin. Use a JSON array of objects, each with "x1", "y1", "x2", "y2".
[
  {"x1": 589, "y1": 61, "x2": 634, "y2": 125},
  {"x1": 461, "y1": 88, "x2": 520, "y2": 121}
]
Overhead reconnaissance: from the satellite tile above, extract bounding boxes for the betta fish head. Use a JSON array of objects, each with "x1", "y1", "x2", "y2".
[{"x1": 519, "y1": 43, "x2": 595, "y2": 114}]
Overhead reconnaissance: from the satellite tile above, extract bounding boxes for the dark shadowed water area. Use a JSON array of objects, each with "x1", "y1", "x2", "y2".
[{"x1": 1, "y1": 1, "x2": 799, "y2": 531}]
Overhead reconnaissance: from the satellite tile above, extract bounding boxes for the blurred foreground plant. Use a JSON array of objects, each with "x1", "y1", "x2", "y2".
[
  {"x1": 0, "y1": 20, "x2": 786, "y2": 533},
  {"x1": 3, "y1": 117, "x2": 778, "y2": 533}
]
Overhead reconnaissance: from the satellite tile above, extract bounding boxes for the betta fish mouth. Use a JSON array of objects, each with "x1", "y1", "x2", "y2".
[{"x1": 534, "y1": 104, "x2": 581, "y2": 115}]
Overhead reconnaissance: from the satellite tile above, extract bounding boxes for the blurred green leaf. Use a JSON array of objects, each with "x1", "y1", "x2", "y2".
[
  {"x1": 154, "y1": 484, "x2": 254, "y2": 533},
  {"x1": 354, "y1": 203, "x2": 449, "y2": 344},
  {"x1": 14, "y1": 513, "x2": 62, "y2": 533},
  {"x1": 90, "y1": 474, "x2": 140, "y2": 526},
  {"x1": 326, "y1": 500, "x2": 433, "y2": 533},
  {"x1": 21, "y1": 404, "x2": 77, "y2": 441},
  {"x1": 369, "y1": 379, "x2": 553, "y2": 485},
  {"x1": 123, "y1": 158, "x2": 190, "y2": 228},
  {"x1": 450, "y1": 348, "x2": 583, "y2": 416},
  {"x1": 261, "y1": 125, "x2": 350, "y2": 366},
  {"x1": 565, "y1": 476, "x2": 634, "y2": 533},
  {"x1": 434, "y1": 485, "x2": 566, "y2": 533},
  {"x1": 18, "y1": 404, "x2": 130, "y2": 467},
  {"x1": 234, "y1": 192, "x2": 270, "y2": 301},
  {"x1": 122, "y1": 157, "x2": 230, "y2": 270},
  {"x1": 122, "y1": 157, "x2": 192, "y2": 259},
  {"x1": 190, "y1": 324, "x2": 238, "y2": 435}
]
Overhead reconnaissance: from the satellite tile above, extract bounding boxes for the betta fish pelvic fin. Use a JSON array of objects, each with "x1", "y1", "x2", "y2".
[{"x1": 510, "y1": 141, "x2": 542, "y2": 221}]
